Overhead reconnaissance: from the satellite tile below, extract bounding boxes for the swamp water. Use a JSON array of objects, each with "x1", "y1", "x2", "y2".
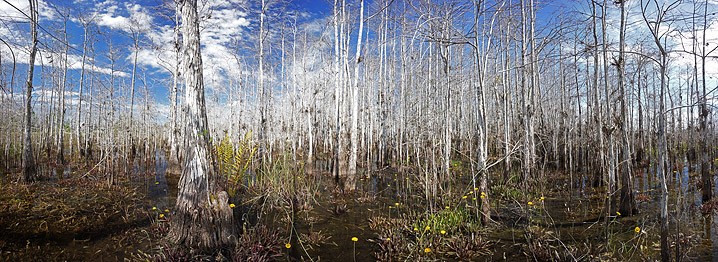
[{"x1": 3, "y1": 152, "x2": 718, "y2": 261}]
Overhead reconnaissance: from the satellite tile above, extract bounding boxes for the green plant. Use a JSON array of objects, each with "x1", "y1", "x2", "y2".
[
  {"x1": 412, "y1": 206, "x2": 474, "y2": 236},
  {"x1": 215, "y1": 132, "x2": 256, "y2": 197}
]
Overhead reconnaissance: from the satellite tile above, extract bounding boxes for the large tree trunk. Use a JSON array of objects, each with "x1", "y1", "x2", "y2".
[
  {"x1": 22, "y1": 0, "x2": 39, "y2": 183},
  {"x1": 169, "y1": 0, "x2": 235, "y2": 251},
  {"x1": 347, "y1": 0, "x2": 364, "y2": 192},
  {"x1": 617, "y1": 0, "x2": 636, "y2": 216}
]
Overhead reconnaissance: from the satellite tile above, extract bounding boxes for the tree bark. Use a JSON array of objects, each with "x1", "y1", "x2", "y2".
[
  {"x1": 347, "y1": 0, "x2": 364, "y2": 191},
  {"x1": 169, "y1": 0, "x2": 235, "y2": 251},
  {"x1": 22, "y1": 0, "x2": 39, "y2": 183},
  {"x1": 617, "y1": 0, "x2": 636, "y2": 216}
]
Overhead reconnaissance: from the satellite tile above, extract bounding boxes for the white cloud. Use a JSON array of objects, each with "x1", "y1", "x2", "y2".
[
  {"x1": 132, "y1": 0, "x2": 251, "y2": 93},
  {"x1": 94, "y1": 1, "x2": 152, "y2": 33},
  {"x1": 0, "y1": 0, "x2": 55, "y2": 22}
]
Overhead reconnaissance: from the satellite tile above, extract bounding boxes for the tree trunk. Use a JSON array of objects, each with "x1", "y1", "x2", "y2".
[
  {"x1": 347, "y1": 0, "x2": 364, "y2": 191},
  {"x1": 169, "y1": 0, "x2": 235, "y2": 251},
  {"x1": 617, "y1": 0, "x2": 636, "y2": 216},
  {"x1": 700, "y1": 0, "x2": 711, "y2": 202},
  {"x1": 22, "y1": 0, "x2": 39, "y2": 183}
]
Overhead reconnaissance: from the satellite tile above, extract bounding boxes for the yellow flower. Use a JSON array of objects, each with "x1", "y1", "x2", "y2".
[
  {"x1": 445, "y1": 206, "x2": 450, "y2": 209},
  {"x1": 164, "y1": 209, "x2": 170, "y2": 213},
  {"x1": 395, "y1": 202, "x2": 400, "y2": 206},
  {"x1": 229, "y1": 203, "x2": 236, "y2": 208},
  {"x1": 159, "y1": 213, "x2": 165, "y2": 219},
  {"x1": 414, "y1": 227, "x2": 418, "y2": 231},
  {"x1": 616, "y1": 211, "x2": 621, "y2": 216},
  {"x1": 425, "y1": 226, "x2": 430, "y2": 231},
  {"x1": 424, "y1": 247, "x2": 431, "y2": 253},
  {"x1": 440, "y1": 230, "x2": 446, "y2": 235},
  {"x1": 285, "y1": 243, "x2": 291, "y2": 249},
  {"x1": 540, "y1": 196, "x2": 545, "y2": 201},
  {"x1": 462, "y1": 195, "x2": 468, "y2": 199},
  {"x1": 386, "y1": 238, "x2": 391, "y2": 241},
  {"x1": 152, "y1": 206, "x2": 157, "y2": 211},
  {"x1": 528, "y1": 201, "x2": 534, "y2": 206},
  {"x1": 474, "y1": 187, "x2": 479, "y2": 191},
  {"x1": 351, "y1": 237, "x2": 358, "y2": 242},
  {"x1": 472, "y1": 197, "x2": 477, "y2": 201},
  {"x1": 634, "y1": 227, "x2": 641, "y2": 233},
  {"x1": 155, "y1": 181, "x2": 159, "y2": 185}
]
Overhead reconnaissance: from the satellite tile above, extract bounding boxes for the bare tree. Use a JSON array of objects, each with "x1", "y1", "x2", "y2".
[
  {"x1": 21, "y1": 0, "x2": 39, "y2": 183},
  {"x1": 616, "y1": 0, "x2": 636, "y2": 216},
  {"x1": 641, "y1": 0, "x2": 680, "y2": 260},
  {"x1": 169, "y1": 0, "x2": 234, "y2": 250},
  {"x1": 347, "y1": 0, "x2": 365, "y2": 191}
]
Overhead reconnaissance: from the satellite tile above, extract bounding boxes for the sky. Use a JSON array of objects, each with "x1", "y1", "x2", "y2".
[
  {"x1": 0, "y1": 0, "x2": 333, "y2": 107},
  {"x1": 1, "y1": 0, "x2": 718, "y2": 117}
]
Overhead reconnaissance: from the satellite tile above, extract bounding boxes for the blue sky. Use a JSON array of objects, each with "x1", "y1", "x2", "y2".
[
  {"x1": 2, "y1": 0, "x2": 717, "y2": 110},
  {"x1": 0, "y1": 0, "x2": 336, "y2": 108}
]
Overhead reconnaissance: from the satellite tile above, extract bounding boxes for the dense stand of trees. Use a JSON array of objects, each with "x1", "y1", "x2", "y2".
[{"x1": 1, "y1": 0, "x2": 717, "y2": 256}]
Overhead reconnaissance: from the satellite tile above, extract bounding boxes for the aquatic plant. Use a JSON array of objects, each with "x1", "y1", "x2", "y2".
[{"x1": 232, "y1": 225, "x2": 283, "y2": 262}]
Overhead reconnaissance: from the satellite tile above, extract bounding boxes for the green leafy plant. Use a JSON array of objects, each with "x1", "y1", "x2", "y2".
[{"x1": 215, "y1": 132, "x2": 256, "y2": 197}]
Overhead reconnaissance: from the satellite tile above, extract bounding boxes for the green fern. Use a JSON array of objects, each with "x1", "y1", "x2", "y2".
[{"x1": 214, "y1": 132, "x2": 257, "y2": 197}]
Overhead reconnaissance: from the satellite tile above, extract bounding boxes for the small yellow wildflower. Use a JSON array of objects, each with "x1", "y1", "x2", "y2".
[
  {"x1": 152, "y1": 206, "x2": 157, "y2": 211},
  {"x1": 462, "y1": 195, "x2": 468, "y2": 199},
  {"x1": 414, "y1": 227, "x2": 418, "y2": 231},
  {"x1": 159, "y1": 213, "x2": 165, "y2": 219},
  {"x1": 424, "y1": 247, "x2": 431, "y2": 253},
  {"x1": 395, "y1": 202, "x2": 400, "y2": 207},
  {"x1": 164, "y1": 209, "x2": 170, "y2": 213},
  {"x1": 528, "y1": 201, "x2": 534, "y2": 206},
  {"x1": 285, "y1": 243, "x2": 291, "y2": 249},
  {"x1": 445, "y1": 206, "x2": 450, "y2": 209},
  {"x1": 472, "y1": 197, "x2": 477, "y2": 201},
  {"x1": 351, "y1": 237, "x2": 358, "y2": 242},
  {"x1": 616, "y1": 211, "x2": 621, "y2": 216},
  {"x1": 634, "y1": 227, "x2": 641, "y2": 233},
  {"x1": 155, "y1": 181, "x2": 159, "y2": 185},
  {"x1": 425, "y1": 226, "x2": 430, "y2": 231},
  {"x1": 229, "y1": 203, "x2": 236, "y2": 208},
  {"x1": 474, "y1": 187, "x2": 479, "y2": 191},
  {"x1": 540, "y1": 196, "x2": 545, "y2": 201},
  {"x1": 386, "y1": 238, "x2": 391, "y2": 241},
  {"x1": 440, "y1": 230, "x2": 446, "y2": 235}
]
